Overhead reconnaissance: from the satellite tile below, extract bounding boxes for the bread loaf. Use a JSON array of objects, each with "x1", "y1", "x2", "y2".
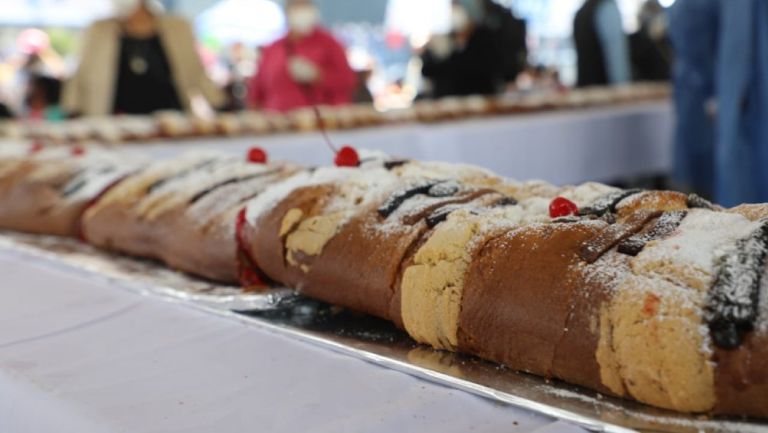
[
  {"x1": 0, "y1": 145, "x2": 142, "y2": 236},
  {"x1": 82, "y1": 153, "x2": 299, "y2": 283},
  {"x1": 241, "y1": 163, "x2": 768, "y2": 418},
  {"x1": 1, "y1": 144, "x2": 766, "y2": 418}
]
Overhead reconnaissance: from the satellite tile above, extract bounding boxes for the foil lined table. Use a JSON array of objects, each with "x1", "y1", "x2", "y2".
[
  {"x1": 0, "y1": 237, "x2": 568, "y2": 433},
  {"x1": 0, "y1": 234, "x2": 765, "y2": 433}
]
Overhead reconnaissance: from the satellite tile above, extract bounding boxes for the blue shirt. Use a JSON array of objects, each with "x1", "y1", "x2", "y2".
[{"x1": 595, "y1": 0, "x2": 631, "y2": 84}]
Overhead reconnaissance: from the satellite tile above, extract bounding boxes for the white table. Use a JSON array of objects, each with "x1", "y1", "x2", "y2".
[
  {"x1": 127, "y1": 101, "x2": 672, "y2": 186},
  {"x1": 0, "y1": 249, "x2": 587, "y2": 433}
]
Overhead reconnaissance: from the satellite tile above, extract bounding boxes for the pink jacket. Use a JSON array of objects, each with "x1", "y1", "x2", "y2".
[{"x1": 247, "y1": 29, "x2": 357, "y2": 112}]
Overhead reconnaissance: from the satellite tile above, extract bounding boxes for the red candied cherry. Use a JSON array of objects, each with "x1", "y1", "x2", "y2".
[
  {"x1": 71, "y1": 146, "x2": 86, "y2": 157},
  {"x1": 28, "y1": 141, "x2": 45, "y2": 154},
  {"x1": 247, "y1": 146, "x2": 268, "y2": 164},
  {"x1": 549, "y1": 196, "x2": 579, "y2": 218},
  {"x1": 334, "y1": 145, "x2": 360, "y2": 167}
]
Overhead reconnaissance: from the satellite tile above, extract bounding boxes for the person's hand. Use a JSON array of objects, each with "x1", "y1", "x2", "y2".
[{"x1": 288, "y1": 56, "x2": 321, "y2": 84}]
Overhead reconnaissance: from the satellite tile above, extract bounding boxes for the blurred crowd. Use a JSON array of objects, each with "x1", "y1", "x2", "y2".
[
  {"x1": 0, "y1": 0, "x2": 671, "y2": 121},
  {"x1": 0, "y1": 0, "x2": 765, "y2": 205}
]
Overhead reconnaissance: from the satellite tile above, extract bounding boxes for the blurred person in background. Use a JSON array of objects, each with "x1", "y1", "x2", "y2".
[
  {"x1": 629, "y1": 0, "x2": 671, "y2": 81},
  {"x1": 668, "y1": 0, "x2": 718, "y2": 199},
  {"x1": 671, "y1": 0, "x2": 768, "y2": 206},
  {"x1": 62, "y1": 0, "x2": 224, "y2": 116},
  {"x1": 221, "y1": 42, "x2": 255, "y2": 111},
  {"x1": 480, "y1": 0, "x2": 527, "y2": 85},
  {"x1": 573, "y1": 0, "x2": 631, "y2": 87},
  {"x1": 421, "y1": 0, "x2": 505, "y2": 98},
  {"x1": 247, "y1": 0, "x2": 357, "y2": 112},
  {"x1": 24, "y1": 74, "x2": 64, "y2": 121},
  {"x1": 352, "y1": 68, "x2": 374, "y2": 104},
  {"x1": 713, "y1": 0, "x2": 768, "y2": 206},
  {"x1": 1, "y1": 29, "x2": 66, "y2": 116},
  {"x1": 0, "y1": 91, "x2": 13, "y2": 119}
]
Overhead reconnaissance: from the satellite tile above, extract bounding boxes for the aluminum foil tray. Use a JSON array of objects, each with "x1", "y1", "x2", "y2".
[{"x1": 0, "y1": 232, "x2": 764, "y2": 433}]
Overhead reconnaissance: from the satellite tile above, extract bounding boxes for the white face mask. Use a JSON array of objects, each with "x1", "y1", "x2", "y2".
[
  {"x1": 287, "y1": 6, "x2": 320, "y2": 35},
  {"x1": 451, "y1": 6, "x2": 470, "y2": 32},
  {"x1": 113, "y1": 0, "x2": 142, "y2": 18}
]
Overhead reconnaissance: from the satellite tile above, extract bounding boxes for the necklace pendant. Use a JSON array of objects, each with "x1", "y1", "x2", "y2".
[{"x1": 130, "y1": 56, "x2": 148, "y2": 75}]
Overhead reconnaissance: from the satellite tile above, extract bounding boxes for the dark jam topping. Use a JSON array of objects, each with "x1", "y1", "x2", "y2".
[
  {"x1": 552, "y1": 216, "x2": 581, "y2": 224},
  {"x1": 61, "y1": 166, "x2": 116, "y2": 198},
  {"x1": 493, "y1": 196, "x2": 518, "y2": 207},
  {"x1": 188, "y1": 170, "x2": 279, "y2": 204},
  {"x1": 687, "y1": 193, "x2": 716, "y2": 210},
  {"x1": 579, "y1": 189, "x2": 644, "y2": 217},
  {"x1": 579, "y1": 210, "x2": 662, "y2": 264},
  {"x1": 378, "y1": 181, "x2": 440, "y2": 218},
  {"x1": 617, "y1": 211, "x2": 687, "y2": 256},
  {"x1": 600, "y1": 213, "x2": 617, "y2": 224},
  {"x1": 146, "y1": 158, "x2": 219, "y2": 194},
  {"x1": 706, "y1": 219, "x2": 768, "y2": 350},
  {"x1": 426, "y1": 195, "x2": 519, "y2": 229},
  {"x1": 58, "y1": 168, "x2": 88, "y2": 196},
  {"x1": 425, "y1": 205, "x2": 468, "y2": 228},
  {"x1": 383, "y1": 159, "x2": 410, "y2": 170},
  {"x1": 378, "y1": 180, "x2": 461, "y2": 218}
]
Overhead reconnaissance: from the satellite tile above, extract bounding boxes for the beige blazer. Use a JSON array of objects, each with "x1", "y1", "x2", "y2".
[{"x1": 62, "y1": 15, "x2": 224, "y2": 116}]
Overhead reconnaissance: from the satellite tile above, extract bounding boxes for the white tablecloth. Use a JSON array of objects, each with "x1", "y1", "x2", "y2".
[
  {"x1": 0, "y1": 249, "x2": 587, "y2": 433},
  {"x1": 129, "y1": 101, "x2": 672, "y2": 186}
]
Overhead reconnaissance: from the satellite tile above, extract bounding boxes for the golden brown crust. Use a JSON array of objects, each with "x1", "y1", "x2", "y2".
[
  {"x1": 458, "y1": 222, "x2": 609, "y2": 380},
  {"x1": 713, "y1": 333, "x2": 768, "y2": 417},
  {"x1": 283, "y1": 188, "x2": 499, "y2": 320},
  {"x1": 729, "y1": 203, "x2": 768, "y2": 222},
  {"x1": 0, "y1": 159, "x2": 88, "y2": 236},
  {"x1": 83, "y1": 159, "x2": 297, "y2": 283},
  {"x1": 245, "y1": 184, "x2": 338, "y2": 289},
  {"x1": 247, "y1": 183, "x2": 768, "y2": 417},
  {"x1": 554, "y1": 252, "x2": 631, "y2": 394},
  {"x1": 301, "y1": 208, "x2": 422, "y2": 319},
  {"x1": 616, "y1": 190, "x2": 689, "y2": 218}
]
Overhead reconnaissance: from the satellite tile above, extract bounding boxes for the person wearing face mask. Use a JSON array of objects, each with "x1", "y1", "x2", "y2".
[
  {"x1": 62, "y1": 0, "x2": 224, "y2": 116},
  {"x1": 246, "y1": 0, "x2": 357, "y2": 112},
  {"x1": 420, "y1": 0, "x2": 505, "y2": 99}
]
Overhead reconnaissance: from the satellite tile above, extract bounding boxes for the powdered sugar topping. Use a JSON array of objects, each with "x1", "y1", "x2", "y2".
[
  {"x1": 245, "y1": 167, "x2": 352, "y2": 224},
  {"x1": 61, "y1": 157, "x2": 145, "y2": 203},
  {"x1": 561, "y1": 182, "x2": 621, "y2": 208},
  {"x1": 632, "y1": 210, "x2": 760, "y2": 289}
]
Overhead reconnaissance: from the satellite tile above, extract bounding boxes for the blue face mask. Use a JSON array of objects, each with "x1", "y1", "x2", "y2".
[{"x1": 456, "y1": 0, "x2": 485, "y2": 23}]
